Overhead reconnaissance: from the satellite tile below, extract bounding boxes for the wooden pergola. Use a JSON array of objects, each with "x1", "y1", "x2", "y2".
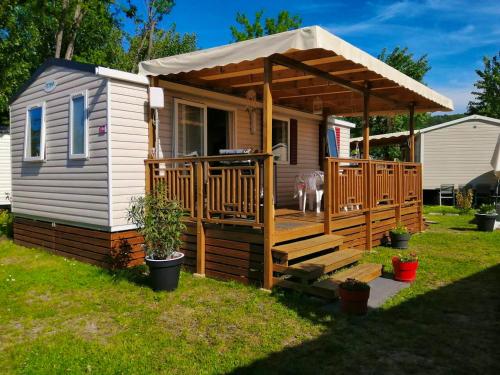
[{"x1": 141, "y1": 27, "x2": 452, "y2": 289}]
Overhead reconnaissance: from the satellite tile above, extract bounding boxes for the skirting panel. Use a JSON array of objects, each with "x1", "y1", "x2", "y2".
[{"x1": 13, "y1": 217, "x2": 144, "y2": 269}]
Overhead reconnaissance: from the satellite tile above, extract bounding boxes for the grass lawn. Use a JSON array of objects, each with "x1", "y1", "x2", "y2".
[{"x1": 1, "y1": 211, "x2": 499, "y2": 374}]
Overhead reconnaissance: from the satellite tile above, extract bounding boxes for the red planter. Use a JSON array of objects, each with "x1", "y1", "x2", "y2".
[
  {"x1": 392, "y1": 257, "x2": 418, "y2": 282},
  {"x1": 339, "y1": 287, "x2": 370, "y2": 315}
]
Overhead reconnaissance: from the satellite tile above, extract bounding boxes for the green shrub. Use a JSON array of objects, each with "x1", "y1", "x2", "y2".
[
  {"x1": 390, "y1": 222, "x2": 409, "y2": 235},
  {"x1": 455, "y1": 188, "x2": 474, "y2": 214},
  {"x1": 396, "y1": 252, "x2": 418, "y2": 263},
  {"x1": 339, "y1": 278, "x2": 370, "y2": 291},
  {"x1": 127, "y1": 185, "x2": 186, "y2": 260},
  {"x1": 0, "y1": 210, "x2": 13, "y2": 238},
  {"x1": 478, "y1": 204, "x2": 497, "y2": 215}
]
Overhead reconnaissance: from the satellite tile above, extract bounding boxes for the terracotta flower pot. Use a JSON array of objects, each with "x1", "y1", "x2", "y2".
[
  {"x1": 338, "y1": 287, "x2": 370, "y2": 315},
  {"x1": 392, "y1": 256, "x2": 418, "y2": 282}
]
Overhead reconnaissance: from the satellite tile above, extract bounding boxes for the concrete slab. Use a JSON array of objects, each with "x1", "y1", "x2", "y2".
[{"x1": 367, "y1": 277, "x2": 410, "y2": 308}]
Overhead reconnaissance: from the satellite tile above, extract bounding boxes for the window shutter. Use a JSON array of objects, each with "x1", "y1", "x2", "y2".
[
  {"x1": 335, "y1": 127, "x2": 341, "y2": 155},
  {"x1": 290, "y1": 118, "x2": 298, "y2": 165}
]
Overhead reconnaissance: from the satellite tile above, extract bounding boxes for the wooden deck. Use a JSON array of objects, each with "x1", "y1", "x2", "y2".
[{"x1": 275, "y1": 210, "x2": 324, "y2": 242}]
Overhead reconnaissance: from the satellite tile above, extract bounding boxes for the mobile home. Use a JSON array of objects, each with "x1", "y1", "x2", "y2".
[{"x1": 10, "y1": 26, "x2": 453, "y2": 295}]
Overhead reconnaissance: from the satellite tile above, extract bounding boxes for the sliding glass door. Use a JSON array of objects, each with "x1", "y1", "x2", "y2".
[
  {"x1": 174, "y1": 99, "x2": 235, "y2": 157},
  {"x1": 175, "y1": 99, "x2": 206, "y2": 157}
]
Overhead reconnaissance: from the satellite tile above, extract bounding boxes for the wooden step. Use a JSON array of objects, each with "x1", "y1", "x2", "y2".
[
  {"x1": 330, "y1": 263, "x2": 383, "y2": 283},
  {"x1": 272, "y1": 234, "x2": 344, "y2": 261},
  {"x1": 284, "y1": 248, "x2": 364, "y2": 280},
  {"x1": 309, "y1": 263, "x2": 383, "y2": 300}
]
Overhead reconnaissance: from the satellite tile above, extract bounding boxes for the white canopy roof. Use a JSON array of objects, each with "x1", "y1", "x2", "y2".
[{"x1": 139, "y1": 26, "x2": 453, "y2": 112}]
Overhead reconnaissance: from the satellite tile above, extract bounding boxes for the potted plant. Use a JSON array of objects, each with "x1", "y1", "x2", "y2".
[
  {"x1": 127, "y1": 186, "x2": 186, "y2": 291},
  {"x1": 392, "y1": 252, "x2": 419, "y2": 282},
  {"x1": 389, "y1": 223, "x2": 411, "y2": 249},
  {"x1": 338, "y1": 278, "x2": 370, "y2": 315},
  {"x1": 475, "y1": 204, "x2": 498, "y2": 232}
]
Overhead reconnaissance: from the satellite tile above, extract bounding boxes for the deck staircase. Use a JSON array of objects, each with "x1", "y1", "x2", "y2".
[{"x1": 272, "y1": 233, "x2": 383, "y2": 299}]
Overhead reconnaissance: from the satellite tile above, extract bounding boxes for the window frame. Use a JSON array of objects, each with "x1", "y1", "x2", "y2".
[
  {"x1": 272, "y1": 116, "x2": 290, "y2": 165},
  {"x1": 24, "y1": 102, "x2": 46, "y2": 162},
  {"x1": 69, "y1": 90, "x2": 89, "y2": 160},
  {"x1": 173, "y1": 98, "x2": 207, "y2": 157}
]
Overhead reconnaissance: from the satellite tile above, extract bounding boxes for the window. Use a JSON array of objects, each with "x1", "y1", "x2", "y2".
[
  {"x1": 69, "y1": 92, "x2": 88, "y2": 159},
  {"x1": 24, "y1": 104, "x2": 45, "y2": 161},
  {"x1": 272, "y1": 118, "x2": 289, "y2": 163},
  {"x1": 174, "y1": 99, "x2": 206, "y2": 157}
]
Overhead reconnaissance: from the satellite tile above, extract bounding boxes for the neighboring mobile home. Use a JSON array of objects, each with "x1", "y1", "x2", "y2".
[
  {"x1": 10, "y1": 26, "x2": 453, "y2": 294},
  {"x1": 351, "y1": 115, "x2": 500, "y2": 201},
  {"x1": 0, "y1": 126, "x2": 11, "y2": 206}
]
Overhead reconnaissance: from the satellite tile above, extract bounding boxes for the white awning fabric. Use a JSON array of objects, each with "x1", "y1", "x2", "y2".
[{"x1": 139, "y1": 26, "x2": 453, "y2": 112}]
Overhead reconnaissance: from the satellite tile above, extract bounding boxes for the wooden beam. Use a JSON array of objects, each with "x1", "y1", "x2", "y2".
[
  {"x1": 362, "y1": 85, "x2": 370, "y2": 159},
  {"x1": 263, "y1": 58, "x2": 274, "y2": 290},
  {"x1": 199, "y1": 55, "x2": 346, "y2": 81},
  {"x1": 408, "y1": 102, "x2": 415, "y2": 162},
  {"x1": 268, "y1": 53, "x2": 406, "y2": 107}
]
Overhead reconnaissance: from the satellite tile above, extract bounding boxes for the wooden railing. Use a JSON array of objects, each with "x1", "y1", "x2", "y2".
[
  {"x1": 324, "y1": 157, "x2": 422, "y2": 216},
  {"x1": 145, "y1": 154, "x2": 270, "y2": 226}
]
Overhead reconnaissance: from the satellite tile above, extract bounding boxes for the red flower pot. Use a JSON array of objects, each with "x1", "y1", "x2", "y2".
[
  {"x1": 392, "y1": 257, "x2": 418, "y2": 282},
  {"x1": 338, "y1": 287, "x2": 370, "y2": 315}
]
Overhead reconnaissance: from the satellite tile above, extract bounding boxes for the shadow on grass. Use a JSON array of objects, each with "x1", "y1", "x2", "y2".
[
  {"x1": 230, "y1": 264, "x2": 500, "y2": 374},
  {"x1": 101, "y1": 264, "x2": 151, "y2": 288},
  {"x1": 449, "y1": 227, "x2": 478, "y2": 232}
]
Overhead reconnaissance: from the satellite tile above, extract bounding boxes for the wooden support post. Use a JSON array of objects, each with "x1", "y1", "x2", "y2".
[
  {"x1": 395, "y1": 163, "x2": 402, "y2": 224},
  {"x1": 145, "y1": 161, "x2": 152, "y2": 193},
  {"x1": 362, "y1": 85, "x2": 370, "y2": 160},
  {"x1": 196, "y1": 161, "x2": 206, "y2": 276},
  {"x1": 363, "y1": 86, "x2": 372, "y2": 250},
  {"x1": 408, "y1": 103, "x2": 415, "y2": 162},
  {"x1": 263, "y1": 58, "x2": 275, "y2": 290},
  {"x1": 324, "y1": 158, "x2": 332, "y2": 234}
]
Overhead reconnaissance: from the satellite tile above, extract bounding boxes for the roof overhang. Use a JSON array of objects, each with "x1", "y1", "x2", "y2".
[{"x1": 139, "y1": 26, "x2": 453, "y2": 116}]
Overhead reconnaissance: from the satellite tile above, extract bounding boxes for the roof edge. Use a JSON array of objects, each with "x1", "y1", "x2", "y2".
[
  {"x1": 419, "y1": 114, "x2": 500, "y2": 133},
  {"x1": 9, "y1": 58, "x2": 96, "y2": 105}
]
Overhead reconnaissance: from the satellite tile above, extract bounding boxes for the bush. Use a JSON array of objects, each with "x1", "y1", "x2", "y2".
[
  {"x1": 455, "y1": 188, "x2": 474, "y2": 214},
  {"x1": 390, "y1": 222, "x2": 409, "y2": 235},
  {"x1": 339, "y1": 278, "x2": 370, "y2": 292},
  {"x1": 478, "y1": 204, "x2": 496, "y2": 215},
  {"x1": 0, "y1": 210, "x2": 13, "y2": 238},
  {"x1": 396, "y1": 252, "x2": 418, "y2": 263},
  {"x1": 127, "y1": 185, "x2": 186, "y2": 260}
]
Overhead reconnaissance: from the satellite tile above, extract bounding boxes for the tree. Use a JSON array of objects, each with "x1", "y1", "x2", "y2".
[
  {"x1": 467, "y1": 52, "x2": 500, "y2": 119},
  {"x1": 0, "y1": 0, "x2": 124, "y2": 126},
  {"x1": 122, "y1": 24, "x2": 196, "y2": 73},
  {"x1": 230, "y1": 10, "x2": 301, "y2": 42},
  {"x1": 348, "y1": 47, "x2": 432, "y2": 160},
  {"x1": 122, "y1": 0, "x2": 177, "y2": 71}
]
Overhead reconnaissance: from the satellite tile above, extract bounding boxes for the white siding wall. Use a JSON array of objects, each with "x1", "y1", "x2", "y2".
[
  {"x1": 156, "y1": 86, "x2": 322, "y2": 208},
  {"x1": 9, "y1": 65, "x2": 110, "y2": 227},
  {"x1": 422, "y1": 119, "x2": 500, "y2": 189},
  {"x1": 337, "y1": 125, "x2": 351, "y2": 158},
  {"x1": 0, "y1": 129, "x2": 11, "y2": 205},
  {"x1": 109, "y1": 80, "x2": 149, "y2": 229}
]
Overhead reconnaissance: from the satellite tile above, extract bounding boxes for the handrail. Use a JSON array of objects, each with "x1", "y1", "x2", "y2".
[
  {"x1": 145, "y1": 154, "x2": 270, "y2": 227},
  {"x1": 144, "y1": 153, "x2": 272, "y2": 164}
]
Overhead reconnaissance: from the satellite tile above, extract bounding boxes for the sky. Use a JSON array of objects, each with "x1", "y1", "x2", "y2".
[{"x1": 126, "y1": 0, "x2": 500, "y2": 114}]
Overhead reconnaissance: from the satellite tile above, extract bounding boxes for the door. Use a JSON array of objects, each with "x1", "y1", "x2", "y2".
[{"x1": 207, "y1": 107, "x2": 234, "y2": 155}]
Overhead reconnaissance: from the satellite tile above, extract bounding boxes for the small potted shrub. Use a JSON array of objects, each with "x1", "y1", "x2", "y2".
[
  {"x1": 127, "y1": 186, "x2": 186, "y2": 291},
  {"x1": 338, "y1": 278, "x2": 370, "y2": 315},
  {"x1": 392, "y1": 252, "x2": 419, "y2": 282},
  {"x1": 475, "y1": 204, "x2": 497, "y2": 232},
  {"x1": 389, "y1": 223, "x2": 411, "y2": 249}
]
